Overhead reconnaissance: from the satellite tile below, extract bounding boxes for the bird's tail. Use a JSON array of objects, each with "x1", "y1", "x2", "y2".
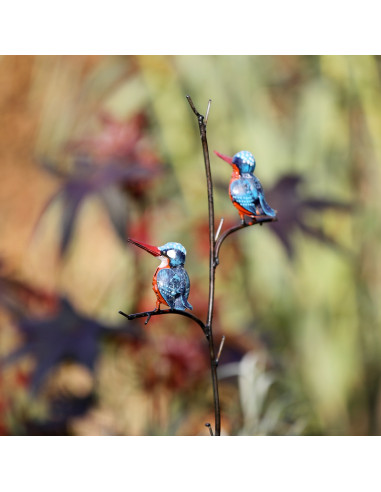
[
  {"x1": 174, "y1": 297, "x2": 193, "y2": 311},
  {"x1": 185, "y1": 300, "x2": 193, "y2": 310},
  {"x1": 259, "y1": 195, "x2": 277, "y2": 218}
]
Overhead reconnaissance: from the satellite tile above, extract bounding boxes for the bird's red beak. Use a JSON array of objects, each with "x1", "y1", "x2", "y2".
[
  {"x1": 128, "y1": 238, "x2": 161, "y2": 257},
  {"x1": 214, "y1": 150, "x2": 233, "y2": 166}
]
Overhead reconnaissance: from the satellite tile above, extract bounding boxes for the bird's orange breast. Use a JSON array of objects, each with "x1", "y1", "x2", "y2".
[
  {"x1": 229, "y1": 175, "x2": 254, "y2": 217},
  {"x1": 152, "y1": 265, "x2": 170, "y2": 307}
]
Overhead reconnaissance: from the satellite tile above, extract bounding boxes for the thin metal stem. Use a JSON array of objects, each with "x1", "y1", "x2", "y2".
[
  {"x1": 216, "y1": 335, "x2": 226, "y2": 365},
  {"x1": 215, "y1": 218, "x2": 224, "y2": 241},
  {"x1": 187, "y1": 95, "x2": 221, "y2": 436},
  {"x1": 205, "y1": 422, "x2": 214, "y2": 436},
  {"x1": 205, "y1": 99, "x2": 212, "y2": 125},
  {"x1": 118, "y1": 310, "x2": 207, "y2": 337}
]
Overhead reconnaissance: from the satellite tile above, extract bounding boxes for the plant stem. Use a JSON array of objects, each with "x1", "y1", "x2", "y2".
[{"x1": 186, "y1": 95, "x2": 221, "y2": 436}]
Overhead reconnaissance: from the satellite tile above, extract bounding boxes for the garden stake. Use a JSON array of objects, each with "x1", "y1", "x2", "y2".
[
  {"x1": 120, "y1": 96, "x2": 277, "y2": 436},
  {"x1": 186, "y1": 95, "x2": 222, "y2": 435},
  {"x1": 187, "y1": 98, "x2": 278, "y2": 435}
]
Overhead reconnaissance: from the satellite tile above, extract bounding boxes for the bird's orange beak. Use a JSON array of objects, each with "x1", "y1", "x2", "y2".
[
  {"x1": 214, "y1": 150, "x2": 233, "y2": 166},
  {"x1": 128, "y1": 238, "x2": 161, "y2": 256}
]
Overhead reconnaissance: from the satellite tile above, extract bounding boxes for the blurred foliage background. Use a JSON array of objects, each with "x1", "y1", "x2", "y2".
[{"x1": 0, "y1": 55, "x2": 380, "y2": 436}]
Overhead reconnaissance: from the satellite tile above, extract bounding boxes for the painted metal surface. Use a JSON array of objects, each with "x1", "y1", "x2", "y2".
[
  {"x1": 128, "y1": 238, "x2": 192, "y2": 311},
  {"x1": 215, "y1": 150, "x2": 277, "y2": 222}
]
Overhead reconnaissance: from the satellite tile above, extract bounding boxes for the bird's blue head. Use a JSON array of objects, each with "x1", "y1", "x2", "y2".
[
  {"x1": 159, "y1": 242, "x2": 187, "y2": 267},
  {"x1": 214, "y1": 150, "x2": 256, "y2": 175},
  {"x1": 232, "y1": 150, "x2": 256, "y2": 174}
]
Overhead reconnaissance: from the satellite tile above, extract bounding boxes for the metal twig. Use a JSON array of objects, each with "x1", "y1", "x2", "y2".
[
  {"x1": 216, "y1": 335, "x2": 226, "y2": 366},
  {"x1": 205, "y1": 99, "x2": 212, "y2": 125},
  {"x1": 215, "y1": 218, "x2": 224, "y2": 241},
  {"x1": 186, "y1": 95, "x2": 199, "y2": 116},
  {"x1": 205, "y1": 423, "x2": 214, "y2": 436}
]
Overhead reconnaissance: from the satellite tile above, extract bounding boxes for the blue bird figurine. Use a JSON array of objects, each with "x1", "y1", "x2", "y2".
[
  {"x1": 214, "y1": 150, "x2": 277, "y2": 223},
  {"x1": 128, "y1": 238, "x2": 193, "y2": 311}
]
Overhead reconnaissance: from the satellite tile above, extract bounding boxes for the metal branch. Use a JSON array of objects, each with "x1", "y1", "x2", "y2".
[
  {"x1": 215, "y1": 218, "x2": 224, "y2": 241},
  {"x1": 186, "y1": 95, "x2": 200, "y2": 117},
  {"x1": 216, "y1": 335, "x2": 226, "y2": 366},
  {"x1": 118, "y1": 309, "x2": 208, "y2": 337},
  {"x1": 205, "y1": 99, "x2": 212, "y2": 125},
  {"x1": 205, "y1": 422, "x2": 214, "y2": 436},
  {"x1": 215, "y1": 216, "x2": 277, "y2": 264},
  {"x1": 187, "y1": 95, "x2": 221, "y2": 436}
]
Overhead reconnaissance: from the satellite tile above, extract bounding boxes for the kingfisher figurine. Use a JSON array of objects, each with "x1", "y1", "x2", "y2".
[
  {"x1": 128, "y1": 238, "x2": 193, "y2": 312},
  {"x1": 214, "y1": 150, "x2": 277, "y2": 223}
]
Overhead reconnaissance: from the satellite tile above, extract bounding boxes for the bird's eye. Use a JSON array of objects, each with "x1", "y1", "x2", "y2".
[{"x1": 167, "y1": 250, "x2": 176, "y2": 258}]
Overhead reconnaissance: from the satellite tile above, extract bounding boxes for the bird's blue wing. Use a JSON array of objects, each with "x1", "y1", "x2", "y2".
[
  {"x1": 157, "y1": 268, "x2": 191, "y2": 310},
  {"x1": 156, "y1": 269, "x2": 178, "y2": 309},
  {"x1": 230, "y1": 178, "x2": 257, "y2": 215},
  {"x1": 182, "y1": 269, "x2": 192, "y2": 310},
  {"x1": 252, "y1": 176, "x2": 277, "y2": 217}
]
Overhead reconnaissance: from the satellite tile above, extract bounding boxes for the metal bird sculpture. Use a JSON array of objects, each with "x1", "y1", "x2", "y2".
[
  {"x1": 128, "y1": 238, "x2": 193, "y2": 312},
  {"x1": 214, "y1": 150, "x2": 277, "y2": 223}
]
